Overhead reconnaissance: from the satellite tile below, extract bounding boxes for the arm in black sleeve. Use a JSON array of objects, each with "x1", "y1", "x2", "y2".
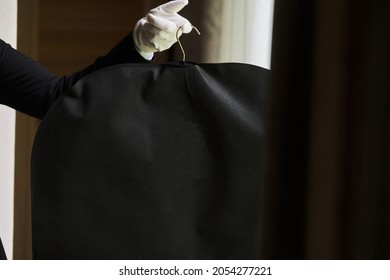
[{"x1": 0, "y1": 33, "x2": 147, "y2": 119}]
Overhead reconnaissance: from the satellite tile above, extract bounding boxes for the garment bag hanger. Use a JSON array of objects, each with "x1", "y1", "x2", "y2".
[{"x1": 176, "y1": 25, "x2": 201, "y2": 63}]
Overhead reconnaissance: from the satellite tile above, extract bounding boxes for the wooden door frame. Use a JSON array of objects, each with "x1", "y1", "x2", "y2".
[{"x1": 13, "y1": 0, "x2": 40, "y2": 260}]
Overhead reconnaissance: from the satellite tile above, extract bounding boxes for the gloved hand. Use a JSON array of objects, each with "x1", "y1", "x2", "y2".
[{"x1": 133, "y1": 0, "x2": 193, "y2": 60}]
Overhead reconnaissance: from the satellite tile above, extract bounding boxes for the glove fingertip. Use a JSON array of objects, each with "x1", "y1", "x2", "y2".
[
  {"x1": 181, "y1": 23, "x2": 193, "y2": 34},
  {"x1": 160, "y1": 0, "x2": 189, "y2": 13}
]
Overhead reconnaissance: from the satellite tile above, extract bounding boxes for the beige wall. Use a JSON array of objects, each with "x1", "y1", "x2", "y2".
[{"x1": 0, "y1": 0, "x2": 17, "y2": 260}]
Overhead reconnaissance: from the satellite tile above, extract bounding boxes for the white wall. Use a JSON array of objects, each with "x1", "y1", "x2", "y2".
[
  {"x1": 219, "y1": 0, "x2": 274, "y2": 69},
  {"x1": 0, "y1": 0, "x2": 17, "y2": 260}
]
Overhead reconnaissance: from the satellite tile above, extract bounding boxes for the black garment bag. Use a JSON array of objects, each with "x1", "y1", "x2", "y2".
[{"x1": 31, "y1": 62, "x2": 269, "y2": 259}]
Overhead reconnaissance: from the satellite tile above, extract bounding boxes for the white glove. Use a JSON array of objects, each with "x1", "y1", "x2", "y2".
[{"x1": 133, "y1": 0, "x2": 193, "y2": 60}]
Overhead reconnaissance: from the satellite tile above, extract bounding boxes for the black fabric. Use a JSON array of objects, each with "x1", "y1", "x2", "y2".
[
  {"x1": 31, "y1": 62, "x2": 269, "y2": 259},
  {"x1": 0, "y1": 238, "x2": 6, "y2": 260}
]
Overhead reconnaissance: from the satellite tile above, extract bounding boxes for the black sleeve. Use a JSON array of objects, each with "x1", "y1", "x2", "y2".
[{"x1": 0, "y1": 33, "x2": 148, "y2": 119}]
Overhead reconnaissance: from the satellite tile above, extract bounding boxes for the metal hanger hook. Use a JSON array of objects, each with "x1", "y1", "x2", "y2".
[{"x1": 176, "y1": 25, "x2": 201, "y2": 62}]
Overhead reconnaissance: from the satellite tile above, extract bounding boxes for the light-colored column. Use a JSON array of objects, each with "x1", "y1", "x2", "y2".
[
  {"x1": 0, "y1": 0, "x2": 17, "y2": 260},
  {"x1": 219, "y1": 0, "x2": 274, "y2": 69}
]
